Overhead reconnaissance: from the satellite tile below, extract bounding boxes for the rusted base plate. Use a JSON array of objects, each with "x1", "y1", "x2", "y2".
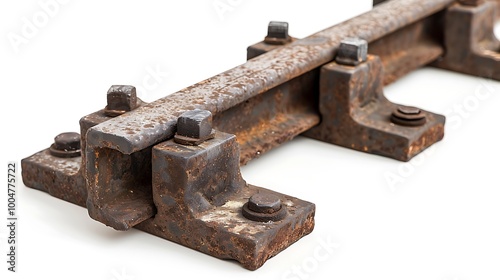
[
  {"x1": 136, "y1": 185, "x2": 315, "y2": 270},
  {"x1": 21, "y1": 149, "x2": 87, "y2": 207}
]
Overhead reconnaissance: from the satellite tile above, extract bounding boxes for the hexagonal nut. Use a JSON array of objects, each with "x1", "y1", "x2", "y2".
[
  {"x1": 106, "y1": 85, "x2": 138, "y2": 114},
  {"x1": 335, "y1": 38, "x2": 368, "y2": 66},
  {"x1": 177, "y1": 109, "x2": 214, "y2": 139},
  {"x1": 391, "y1": 106, "x2": 426, "y2": 127},
  {"x1": 242, "y1": 192, "x2": 288, "y2": 222}
]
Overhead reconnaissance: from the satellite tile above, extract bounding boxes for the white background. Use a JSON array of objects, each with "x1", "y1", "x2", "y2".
[{"x1": 1, "y1": 1, "x2": 500, "y2": 279}]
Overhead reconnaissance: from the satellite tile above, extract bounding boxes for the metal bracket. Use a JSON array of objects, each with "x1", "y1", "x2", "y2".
[
  {"x1": 433, "y1": 1, "x2": 500, "y2": 79},
  {"x1": 22, "y1": 0, "x2": 500, "y2": 270},
  {"x1": 304, "y1": 55, "x2": 445, "y2": 161}
]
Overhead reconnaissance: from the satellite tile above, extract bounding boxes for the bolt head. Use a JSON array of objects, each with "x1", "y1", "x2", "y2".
[
  {"x1": 177, "y1": 109, "x2": 213, "y2": 139},
  {"x1": 336, "y1": 38, "x2": 368, "y2": 66},
  {"x1": 106, "y1": 85, "x2": 137, "y2": 114},
  {"x1": 264, "y1": 21, "x2": 292, "y2": 45},
  {"x1": 50, "y1": 132, "x2": 82, "y2": 158},
  {"x1": 391, "y1": 106, "x2": 426, "y2": 126},
  {"x1": 267, "y1": 21, "x2": 289, "y2": 39},
  {"x1": 54, "y1": 132, "x2": 81, "y2": 151},
  {"x1": 248, "y1": 193, "x2": 282, "y2": 214},
  {"x1": 397, "y1": 106, "x2": 421, "y2": 115}
]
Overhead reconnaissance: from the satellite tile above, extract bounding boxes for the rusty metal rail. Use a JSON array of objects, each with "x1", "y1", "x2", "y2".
[{"x1": 22, "y1": 0, "x2": 499, "y2": 270}]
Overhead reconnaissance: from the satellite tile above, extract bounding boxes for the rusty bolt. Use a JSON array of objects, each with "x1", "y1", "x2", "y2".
[
  {"x1": 336, "y1": 37, "x2": 368, "y2": 66},
  {"x1": 458, "y1": 0, "x2": 485, "y2": 6},
  {"x1": 177, "y1": 109, "x2": 213, "y2": 138},
  {"x1": 174, "y1": 109, "x2": 215, "y2": 145},
  {"x1": 264, "y1": 21, "x2": 292, "y2": 45},
  {"x1": 267, "y1": 21, "x2": 289, "y2": 39},
  {"x1": 49, "y1": 132, "x2": 81, "y2": 158},
  {"x1": 248, "y1": 193, "x2": 282, "y2": 214},
  {"x1": 390, "y1": 106, "x2": 427, "y2": 127},
  {"x1": 242, "y1": 193, "x2": 287, "y2": 222},
  {"x1": 398, "y1": 106, "x2": 420, "y2": 115},
  {"x1": 104, "y1": 85, "x2": 138, "y2": 117}
]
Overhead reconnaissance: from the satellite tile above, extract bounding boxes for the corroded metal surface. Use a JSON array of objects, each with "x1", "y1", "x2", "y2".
[
  {"x1": 433, "y1": 2, "x2": 500, "y2": 79},
  {"x1": 213, "y1": 71, "x2": 320, "y2": 165},
  {"x1": 137, "y1": 131, "x2": 314, "y2": 270},
  {"x1": 22, "y1": 130, "x2": 315, "y2": 270},
  {"x1": 21, "y1": 0, "x2": 499, "y2": 271},
  {"x1": 84, "y1": 2, "x2": 460, "y2": 225},
  {"x1": 304, "y1": 56, "x2": 445, "y2": 161},
  {"x1": 369, "y1": 13, "x2": 445, "y2": 85},
  {"x1": 86, "y1": 0, "x2": 455, "y2": 156},
  {"x1": 21, "y1": 151, "x2": 86, "y2": 206},
  {"x1": 374, "y1": 0, "x2": 500, "y2": 20}
]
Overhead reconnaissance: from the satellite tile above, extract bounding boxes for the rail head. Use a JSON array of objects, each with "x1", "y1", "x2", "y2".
[{"x1": 86, "y1": 0, "x2": 456, "y2": 155}]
